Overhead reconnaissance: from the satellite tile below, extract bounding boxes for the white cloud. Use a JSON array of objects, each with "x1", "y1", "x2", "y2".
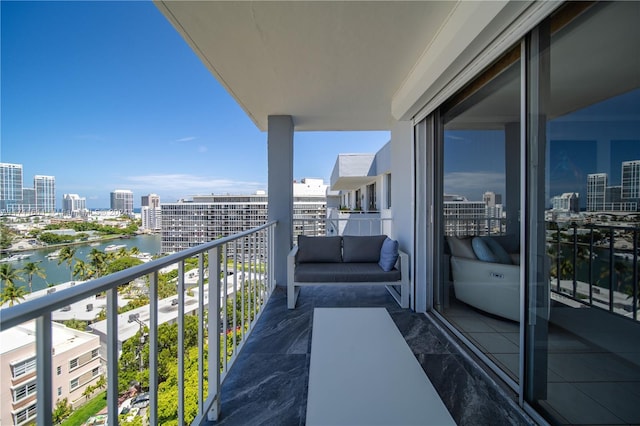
[
  {"x1": 123, "y1": 174, "x2": 266, "y2": 197},
  {"x1": 175, "y1": 136, "x2": 197, "y2": 143}
]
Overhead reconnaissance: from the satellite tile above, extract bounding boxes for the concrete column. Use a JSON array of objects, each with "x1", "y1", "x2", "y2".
[
  {"x1": 505, "y1": 122, "x2": 521, "y2": 237},
  {"x1": 268, "y1": 115, "x2": 294, "y2": 286}
]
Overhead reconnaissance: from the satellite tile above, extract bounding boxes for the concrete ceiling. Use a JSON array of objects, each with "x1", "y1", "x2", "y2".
[{"x1": 155, "y1": 1, "x2": 456, "y2": 132}]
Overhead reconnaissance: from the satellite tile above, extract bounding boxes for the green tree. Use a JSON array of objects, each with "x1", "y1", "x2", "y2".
[
  {"x1": 58, "y1": 246, "x2": 77, "y2": 282},
  {"x1": 22, "y1": 261, "x2": 46, "y2": 293},
  {"x1": 52, "y1": 398, "x2": 73, "y2": 423},
  {"x1": 88, "y1": 249, "x2": 108, "y2": 278},
  {"x1": 73, "y1": 259, "x2": 94, "y2": 281},
  {"x1": 63, "y1": 318, "x2": 89, "y2": 331},
  {"x1": 0, "y1": 264, "x2": 26, "y2": 306},
  {"x1": 105, "y1": 257, "x2": 143, "y2": 275},
  {"x1": 0, "y1": 224, "x2": 14, "y2": 249}
]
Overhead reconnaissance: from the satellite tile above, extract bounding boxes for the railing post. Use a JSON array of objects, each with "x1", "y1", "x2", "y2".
[
  {"x1": 149, "y1": 271, "x2": 159, "y2": 425},
  {"x1": 589, "y1": 227, "x2": 594, "y2": 306},
  {"x1": 106, "y1": 288, "x2": 119, "y2": 426},
  {"x1": 197, "y1": 253, "x2": 205, "y2": 417},
  {"x1": 207, "y1": 246, "x2": 222, "y2": 421},
  {"x1": 178, "y1": 261, "x2": 185, "y2": 425},
  {"x1": 556, "y1": 228, "x2": 561, "y2": 292},
  {"x1": 609, "y1": 227, "x2": 615, "y2": 312},
  {"x1": 36, "y1": 313, "x2": 52, "y2": 426},
  {"x1": 572, "y1": 223, "x2": 577, "y2": 297},
  {"x1": 634, "y1": 229, "x2": 638, "y2": 321}
]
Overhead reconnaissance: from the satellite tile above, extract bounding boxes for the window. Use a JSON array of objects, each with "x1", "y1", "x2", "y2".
[
  {"x1": 92, "y1": 366, "x2": 100, "y2": 377},
  {"x1": 70, "y1": 378, "x2": 79, "y2": 390},
  {"x1": 14, "y1": 403, "x2": 37, "y2": 425},
  {"x1": 57, "y1": 387, "x2": 62, "y2": 396},
  {"x1": 420, "y1": 2, "x2": 640, "y2": 425},
  {"x1": 57, "y1": 365, "x2": 62, "y2": 375},
  {"x1": 69, "y1": 358, "x2": 78, "y2": 370},
  {"x1": 13, "y1": 380, "x2": 36, "y2": 402},
  {"x1": 367, "y1": 183, "x2": 377, "y2": 211},
  {"x1": 11, "y1": 357, "x2": 36, "y2": 378},
  {"x1": 91, "y1": 348, "x2": 99, "y2": 359},
  {"x1": 385, "y1": 174, "x2": 392, "y2": 209}
]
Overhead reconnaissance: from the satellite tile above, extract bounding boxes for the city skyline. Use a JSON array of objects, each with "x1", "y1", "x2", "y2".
[{"x1": 1, "y1": 1, "x2": 388, "y2": 209}]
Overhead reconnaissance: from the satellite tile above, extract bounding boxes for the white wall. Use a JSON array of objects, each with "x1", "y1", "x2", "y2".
[{"x1": 390, "y1": 121, "x2": 414, "y2": 264}]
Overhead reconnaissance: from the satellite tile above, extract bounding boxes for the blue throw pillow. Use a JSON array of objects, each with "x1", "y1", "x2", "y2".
[
  {"x1": 378, "y1": 237, "x2": 399, "y2": 271},
  {"x1": 471, "y1": 237, "x2": 511, "y2": 264}
]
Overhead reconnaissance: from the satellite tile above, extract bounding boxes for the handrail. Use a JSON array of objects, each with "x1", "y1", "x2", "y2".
[
  {"x1": 0, "y1": 221, "x2": 277, "y2": 426},
  {"x1": 0, "y1": 221, "x2": 277, "y2": 331}
]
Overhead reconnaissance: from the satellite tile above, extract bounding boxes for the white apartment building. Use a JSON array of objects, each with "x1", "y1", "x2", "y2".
[
  {"x1": 110, "y1": 189, "x2": 134, "y2": 215},
  {"x1": 161, "y1": 180, "x2": 329, "y2": 253},
  {"x1": 0, "y1": 321, "x2": 102, "y2": 425},
  {"x1": 551, "y1": 192, "x2": 579, "y2": 212},
  {"x1": 141, "y1": 206, "x2": 162, "y2": 231},
  {"x1": 34, "y1": 175, "x2": 56, "y2": 213},
  {"x1": 622, "y1": 160, "x2": 640, "y2": 201},
  {"x1": 62, "y1": 193, "x2": 87, "y2": 217},
  {"x1": 0, "y1": 162, "x2": 23, "y2": 212},
  {"x1": 141, "y1": 193, "x2": 160, "y2": 209}
]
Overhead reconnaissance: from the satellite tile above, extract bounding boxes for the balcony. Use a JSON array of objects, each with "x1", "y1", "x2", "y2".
[{"x1": 0, "y1": 221, "x2": 530, "y2": 425}]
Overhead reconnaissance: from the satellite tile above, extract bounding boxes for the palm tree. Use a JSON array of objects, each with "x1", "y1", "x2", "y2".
[
  {"x1": 58, "y1": 246, "x2": 76, "y2": 282},
  {"x1": 88, "y1": 249, "x2": 107, "y2": 278},
  {"x1": 22, "y1": 261, "x2": 46, "y2": 293},
  {"x1": 116, "y1": 247, "x2": 128, "y2": 259},
  {"x1": 1, "y1": 264, "x2": 26, "y2": 306},
  {"x1": 73, "y1": 260, "x2": 93, "y2": 281},
  {"x1": 129, "y1": 246, "x2": 141, "y2": 256}
]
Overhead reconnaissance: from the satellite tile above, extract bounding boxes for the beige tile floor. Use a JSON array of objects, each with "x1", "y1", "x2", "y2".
[{"x1": 441, "y1": 298, "x2": 640, "y2": 425}]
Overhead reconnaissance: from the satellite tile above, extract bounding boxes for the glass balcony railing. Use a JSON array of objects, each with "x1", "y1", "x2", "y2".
[{"x1": 0, "y1": 221, "x2": 277, "y2": 425}]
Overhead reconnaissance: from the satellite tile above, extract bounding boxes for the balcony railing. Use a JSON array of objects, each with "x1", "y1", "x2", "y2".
[
  {"x1": 548, "y1": 221, "x2": 639, "y2": 320},
  {"x1": 0, "y1": 221, "x2": 277, "y2": 425}
]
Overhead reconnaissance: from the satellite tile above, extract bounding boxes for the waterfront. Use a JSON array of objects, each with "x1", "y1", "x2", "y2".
[{"x1": 0, "y1": 234, "x2": 161, "y2": 293}]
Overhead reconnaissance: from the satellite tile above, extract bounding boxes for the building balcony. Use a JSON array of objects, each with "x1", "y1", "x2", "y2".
[{"x1": 0, "y1": 221, "x2": 529, "y2": 425}]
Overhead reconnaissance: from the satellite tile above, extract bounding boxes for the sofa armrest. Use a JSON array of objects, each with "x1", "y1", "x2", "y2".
[{"x1": 287, "y1": 245, "x2": 299, "y2": 309}]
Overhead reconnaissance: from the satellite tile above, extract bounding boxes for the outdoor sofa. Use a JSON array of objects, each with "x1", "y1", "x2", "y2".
[{"x1": 287, "y1": 235, "x2": 409, "y2": 309}]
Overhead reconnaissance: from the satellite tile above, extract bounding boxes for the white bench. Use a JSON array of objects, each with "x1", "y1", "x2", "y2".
[{"x1": 306, "y1": 308, "x2": 455, "y2": 425}]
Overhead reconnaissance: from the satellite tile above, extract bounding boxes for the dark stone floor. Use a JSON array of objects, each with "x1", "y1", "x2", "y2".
[{"x1": 206, "y1": 285, "x2": 535, "y2": 425}]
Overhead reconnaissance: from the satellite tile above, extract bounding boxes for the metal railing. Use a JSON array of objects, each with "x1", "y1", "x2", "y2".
[
  {"x1": 548, "y1": 221, "x2": 639, "y2": 321},
  {"x1": 293, "y1": 217, "x2": 392, "y2": 241},
  {"x1": 0, "y1": 221, "x2": 277, "y2": 425}
]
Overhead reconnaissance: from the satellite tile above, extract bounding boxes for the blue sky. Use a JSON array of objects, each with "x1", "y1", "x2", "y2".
[{"x1": 1, "y1": 1, "x2": 389, "y2": 209}]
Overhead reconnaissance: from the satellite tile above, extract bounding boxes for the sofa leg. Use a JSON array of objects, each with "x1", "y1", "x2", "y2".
[{"x1": 288, "y1": 285, "x2": 300, "y2": 309}]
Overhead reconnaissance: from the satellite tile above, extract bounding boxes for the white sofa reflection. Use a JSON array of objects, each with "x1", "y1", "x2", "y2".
[{"x1": 447, "y1": 236, "x2": 521, "y2": 322}]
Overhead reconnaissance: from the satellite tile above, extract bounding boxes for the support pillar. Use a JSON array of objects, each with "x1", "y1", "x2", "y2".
[{"x1": 267, "y1": 115, "x2": 294, "y2": 286}]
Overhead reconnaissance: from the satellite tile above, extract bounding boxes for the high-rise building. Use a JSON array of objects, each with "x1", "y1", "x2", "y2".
[
  {"x1": 141, "y1": 206, "x2": 162, "y2": 231},
  {"x1": 443, "y1": 194, "x2": 488, "y2": 236},
  {"x1": 161, "y1": 180, "x2": 328, "y2": 253},
  {"x1": 141, "y1": 193, "x2": 160, "y2": 209},
  {"x1": 483, "y1": 191, "x2": 502, "y2": 207},
  {"x1": 551, "y1": 192, "x2": 579, "y2": 212},
  {"x1": 63, "y1": 194, "x2": 87, "y2": 217},
  {"x1": 21, "y1": 188, "x2": 36, "y2": 213},
  {"x1": 34, "y1": 175, "x2": 55, "y2": 213},
  {"x1": 0, "y1": 163, "x2": 23, "y2": 212},
  {"x1": 587, "y1": 173, "x2": 607, "y2": 212},
  {"x1": 110, "y1": 189, "x2": 134, "y2": 215},
  {"x1": 621, "y1": 160, "x2": 640, "y2": 201}
]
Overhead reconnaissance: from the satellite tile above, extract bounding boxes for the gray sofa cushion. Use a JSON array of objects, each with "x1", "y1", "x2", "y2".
[
  {"x1": 297, "y1": 235, "x2": 343, "y2": 263},
  {"x1": 342, "y1": 235, "x2": 387, "y2": 263},
  {"x1": 294, "y1": 262, "x2": 401, "y2": 282}
]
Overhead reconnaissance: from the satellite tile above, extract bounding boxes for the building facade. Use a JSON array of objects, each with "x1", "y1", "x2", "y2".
[
  {"x1": 110, "y1": 189, "x2": 134, "y2": 215},
  {"x1": 141, "y1": 206, "x2": 162, "y2": 231},
  {"x1": 34, "y1": 175, "x2": 56, "y2": 213},
  {"x1": 161, "y1": 180, "x2": 328, "y2": 253},
  {"x1": 550, "y1": 192, "x2": 579, "y2": 213},
  {"x1": 141, "y1": 193, "x2": 160, "y2": 209},
  {"x1": 0, "y1": 162, "x2": 23, "y2": 212},
  {"x1": 62, "y1": 193, "x2": 87, "y2": 217},
  {"x1": 622, "y1": 160, "x2": 640, "y2": 202},
  {"x1": 0, "y1": 322, "x2": 102, "y2": 426}
]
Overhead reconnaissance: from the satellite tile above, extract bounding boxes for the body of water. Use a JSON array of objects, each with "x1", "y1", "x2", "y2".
[{"x1": 2, "y1": 234, "x2": 161, "y2": 293}]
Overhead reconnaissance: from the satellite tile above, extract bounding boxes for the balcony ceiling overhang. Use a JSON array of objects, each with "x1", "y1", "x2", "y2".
[{"x1": 154, "y1": 1, "x2": 459, "y2": 132}]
